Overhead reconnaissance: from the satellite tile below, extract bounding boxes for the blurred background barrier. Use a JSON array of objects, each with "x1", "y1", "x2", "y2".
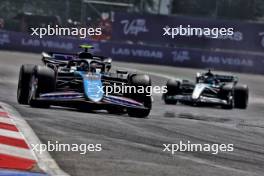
[
  {"x1": 1, "y1": 29, "x2": 264, "y2": 74},
  {"x1": 1, "y1": 0, "x2": 264, "y2": 74},
  {"x1": 112, "y1": 12, "x2": 264, "y2": 52}
]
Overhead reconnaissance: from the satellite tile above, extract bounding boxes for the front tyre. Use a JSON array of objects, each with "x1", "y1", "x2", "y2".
[
  {"x1": 28, "y1": 66, "x2": 56, "y2": 108},
  {"x1": 221, "y1": 92, "x2": 234, "y2": 109},
  {"x1": 220, "y1": 84, "x2": 234, "y2": 109},
  {"x1": 17, "y1": 64, "x2": 35, "y2": 105}
]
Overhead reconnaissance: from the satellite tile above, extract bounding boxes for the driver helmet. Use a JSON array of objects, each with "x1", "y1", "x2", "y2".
[
  {"x1": 205, "y1": 69, "x2": 214, "y2": 77},
  {"x1": 204, "y1": 69, "x2": 215, "y2": 84},
  {"x1": 78, "y1": 61, "x2": 89, "y2": 71}
]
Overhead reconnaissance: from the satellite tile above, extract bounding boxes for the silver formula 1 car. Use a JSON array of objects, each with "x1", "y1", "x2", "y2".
[
  {"x1": 17, "y1": 45, "x2": 152, "y2": 118},
  {"x1": 163, "y1": 70, "x2": 249, "y2": 109}
]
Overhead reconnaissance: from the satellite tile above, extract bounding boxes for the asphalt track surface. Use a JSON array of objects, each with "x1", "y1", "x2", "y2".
[{"x1": 0, "y1": 51, "x2": 264, "y2": 176}]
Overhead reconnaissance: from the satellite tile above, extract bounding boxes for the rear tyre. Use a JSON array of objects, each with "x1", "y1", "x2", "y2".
[
  {"x1": 234, "y1": 85, "x2": 249, "y2": 109},
  {"x1": 28, "y1": 66, "x2": 56, "y2": 108},
  {"x1": 17, "y1": 64, "x2": 35, "y2": 105},
  {"x1": 127, "y1": 74, "x2": 152, "y2": 118}
]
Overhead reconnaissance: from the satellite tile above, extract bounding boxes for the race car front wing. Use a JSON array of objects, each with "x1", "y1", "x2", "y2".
[
  {"x1": 38, "y1": 92, "x2": 147, "y2": 109},
  {"x1": 167, "y1": 95, "x2": 228, "y2": 105}
]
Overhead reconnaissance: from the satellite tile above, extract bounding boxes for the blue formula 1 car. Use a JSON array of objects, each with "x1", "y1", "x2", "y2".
[{"x1": 17, "y1": 45, "x2": 152, "y2": 118}]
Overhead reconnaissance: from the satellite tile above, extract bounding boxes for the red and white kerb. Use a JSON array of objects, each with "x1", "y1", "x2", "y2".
[{"x1": 0, "y1": 106, "x2": 37, "y2": 171}]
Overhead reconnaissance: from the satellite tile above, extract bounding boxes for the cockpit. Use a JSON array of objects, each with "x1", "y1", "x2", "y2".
[
  {"x1": 196, "y1": 70, "x2": 219, "y2": 85},
  {"x1": 65, "y1": 59, "x2": 105, "y2": 73}
]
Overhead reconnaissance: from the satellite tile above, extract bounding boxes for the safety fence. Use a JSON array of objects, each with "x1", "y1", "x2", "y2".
[{"x1": 0, "y1": 30, "x2": 264, "y2": 74}]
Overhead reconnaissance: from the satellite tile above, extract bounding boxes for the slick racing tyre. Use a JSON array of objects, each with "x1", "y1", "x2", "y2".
[
  {"x1": 221, "y1": 91, "x2": 234, "y2": 109},
  {"x1": 28, "y1": 66, "x2": 56, "y2": 108},
  {"x1": 127, "y1": 96, "x2": 152, "y2": 118},
  {"x1": 234, "y1": 85, "x2": 249, "y2": 109},
  {"x1": 17, "y1": 64, "x2": 35, "y2": 105},
  {"x1": 163, "y1": 79, "x2": 181, "y2": 105},
  {"x1": 127, "y1": 74, "x2": 152, "y2": 118},
  {"x1": 220, "y1": 84, "x2": 234, "y2": 109}
]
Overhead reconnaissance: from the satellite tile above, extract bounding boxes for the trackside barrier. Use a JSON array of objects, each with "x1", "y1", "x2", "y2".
[
  {"x1": 112, "y1": 12, "x2": 264, "y2": 53},
  {"x1": 0, "y1": 30, "x2": 264, "y2": 74}
]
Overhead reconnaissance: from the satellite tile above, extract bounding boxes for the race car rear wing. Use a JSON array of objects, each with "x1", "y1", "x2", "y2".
[
  {"x1": 42, "y1": 52, "x2": 112, "y2": 66},
  {"x1": 41, "y1": 52, "x2": 72, "y2": 67},
  {"x1": 42, "y1": 52, "x2": 77, "y2": 60},
  {"x1": 43, "y1": 52, "x2": 111, "y2": 61},
  {"x1": 41, "y1": 52, "x2": 112, "y2": 72}
]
